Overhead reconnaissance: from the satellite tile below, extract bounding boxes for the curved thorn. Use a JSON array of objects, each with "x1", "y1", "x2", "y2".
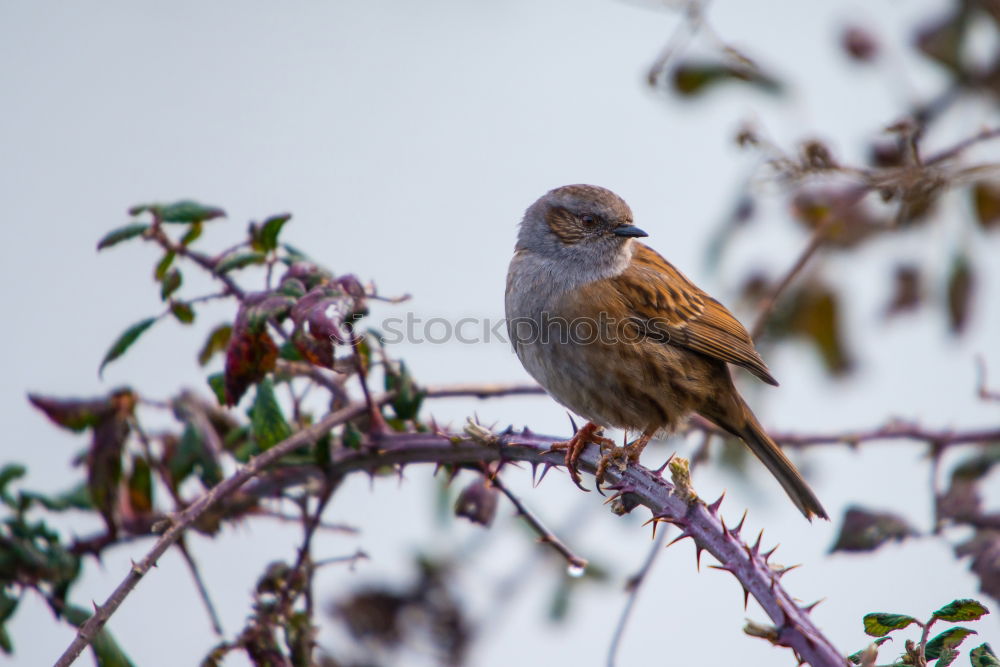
[
  {"x1": 763, "y1": 544, "x2": 780, "y2": 562},
  {"x1": 733, "y1": 509, "x2": 748, "y2": 536},
  {"x1": 708, "y1": 491, "x2": 725, "y2": 514},
  {"x1": 666, "y1": 531, "x2": 693, "y2": 548},
  {"x1": 654, "y1": 452, "x2": 675, "y2": 476}
]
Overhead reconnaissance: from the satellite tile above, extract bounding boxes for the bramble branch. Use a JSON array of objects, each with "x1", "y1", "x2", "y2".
[{"x1": 54, "y1": 414, "x2": 846, "y2": 667}]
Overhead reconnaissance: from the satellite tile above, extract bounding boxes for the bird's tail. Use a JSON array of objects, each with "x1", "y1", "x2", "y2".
[{"x1": 709, "y1": 398, "x2": 829, "y2": 521}]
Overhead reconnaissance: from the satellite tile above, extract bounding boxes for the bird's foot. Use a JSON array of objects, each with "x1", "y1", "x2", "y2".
[
  {"x1": 547, "y1": 422, "x2": 614, "y2": 491},
  {"x1": 594, "y1": 434, "x2": 653, "y2": 490}
]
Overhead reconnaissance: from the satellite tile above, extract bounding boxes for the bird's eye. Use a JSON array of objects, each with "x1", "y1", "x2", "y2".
[{"x1": 579, "y1": 214, "x2": 597, "y2": 226}]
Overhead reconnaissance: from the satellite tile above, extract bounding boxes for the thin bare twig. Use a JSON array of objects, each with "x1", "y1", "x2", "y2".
[
  {"x1": 176, "y1": 538, "x2": 224, "y2": 636},
  {"x1": 976, "y1": 357, "x2": 1000, "y2": 403},
  {"x1": 750, "y1": 210, "x2": 839, "y2": 340},
  {"x1": 606, "y1": 529, "x2": 668, "y2": 667},
  {"x1": 489, "y1": 472, "x2": 588, "y2": 572}
]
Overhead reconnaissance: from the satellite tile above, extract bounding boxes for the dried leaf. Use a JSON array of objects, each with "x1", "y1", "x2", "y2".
[
  {"x1": 973, "y1": 182, "x2": 1000, "y2": 230},
  {"x1": 831, "y1": 506, "x2": 917, "y2": 553},
  {"x1": 884, "y1": 264, "x2": 923, "y2": 318},
  {"x1": 946, "y1": 253, "x2": 974, "y2": 335},
  {"x1": 671, "y1": 59, "x2": 782, "y2": 97},
  {"x1": 454, "y1": 478, "x2": 498, "y2": 526}
]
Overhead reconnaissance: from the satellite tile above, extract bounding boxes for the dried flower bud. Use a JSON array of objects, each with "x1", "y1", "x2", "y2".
[
  {"x1": 454, "y1": 478, "x2": 498, "y2": 527},
  {"x1": 841, "y1": 26, "x2": 879, "y2": 62}
]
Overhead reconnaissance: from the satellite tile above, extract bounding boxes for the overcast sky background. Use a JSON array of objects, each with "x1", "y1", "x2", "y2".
[{"x1": 3, "y1": 0, "x2": 1000, "y2": 665}]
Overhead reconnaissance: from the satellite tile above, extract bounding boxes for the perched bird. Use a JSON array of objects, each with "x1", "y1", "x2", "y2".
[{"x1": 505, "y1": 184, "x2": 828, "y2": 520}]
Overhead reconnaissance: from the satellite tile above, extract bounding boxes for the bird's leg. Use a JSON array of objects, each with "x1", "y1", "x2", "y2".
[
  {"x1": 594, "y1": 429, "x2": 655, "y2": 488},
  {"x1": 547, "y1": 421, "x2": 614, "y2": 491}
]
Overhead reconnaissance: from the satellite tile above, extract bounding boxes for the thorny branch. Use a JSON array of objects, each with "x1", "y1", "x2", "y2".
[{"x1": 56, "y1": 410, "x2": 850, "y2": 667}]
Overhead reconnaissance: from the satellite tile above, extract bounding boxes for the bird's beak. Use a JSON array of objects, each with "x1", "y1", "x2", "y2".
[{"x1": 612, "y1": 225, "x2": 648, "y2": 238}]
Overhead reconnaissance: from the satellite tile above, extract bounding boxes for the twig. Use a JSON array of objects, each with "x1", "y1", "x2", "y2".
[
  {"x1": 176, "y1": 538, "x2": 224, "y2": 636},
  {"x1": 489, "y1": 472, "x2": 588, "y2": 572},
  {"x1": 976, "y1": 357, "x2": 1000, "y2": 403},
  {"x1": 924, "y1": 126, "x2": 1000, "y2": 166},
  {"x1": 256, "y1": 510, "x2": 358, "y2": 534},
  {"x1": 53, "y1": 395, "x2": 389, "y2": 667},
  {"x1": 750, "y1": 209, "x2": 839, "y2": 340},
  {"x1": 148, "y1": 226, "x2": 246, "y2": 300},
  {"x1": 313, "y1": 550, "x2": 369, "y2": 569},
  {"x1": 606, "y1": 528, "x2": 668, "y2": 667},
  {"x1": 646, "y1": 0, "x2": 707, "y2": 86},
  {"x1": 687, "y1": 414, "x2": 1000, "y2": 451},
  {"x1": 423, "y1": 382, "x2": 544, "y2": 399}
]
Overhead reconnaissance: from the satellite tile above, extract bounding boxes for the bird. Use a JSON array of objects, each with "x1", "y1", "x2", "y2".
[{"x1": 505, "y1": 184, "x2": 828, "y2": 520}]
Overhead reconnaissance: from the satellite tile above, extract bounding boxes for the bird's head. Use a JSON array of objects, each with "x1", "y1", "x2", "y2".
[{"x1": 517, "y1": 184, "x2": 647, "y2": 265}]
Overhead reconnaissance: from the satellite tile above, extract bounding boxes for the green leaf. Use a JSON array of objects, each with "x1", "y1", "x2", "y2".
[
  {"x1": 970, "y1": 643, "x2": 1000, "y2": 667},
  {"x1": 933, "y1": 599, "x2": 989, "y2": 622},
  {"x1": 97, "y1": 223, "x2": 148, "y2": 251},
  {"x1": 847, "y1": 637, "x2": 892, "y2": 665},
  {"x1": 180, "y1": 220, "x2": 203, "y2": 246},
  {"x1": 250, "y1": 378, "x2": 292, "y2": 450},
  {"x1": 935, "y1": 647, "x2": 960, "y2": 667},
  {"x1": 254, "y1": 213, "x2": 291, "y2": 252},
  {"x1": 170, "y1": 301, "x2": 195, "y2": 324},
  {"x1": 99, "y1": 317, "x2": 157, "y2": 376},
  {"x1": 130, "y1": 200, "x2": 225, "y2": 224},
  {"x1": 0, "y1": 464, "x2": 26, "y2": 507},
  {"x1": 160, "y1": 268, "x2": 182, "y2": 300},
  {"x1": 216, "y1": 251, "x2": 266, "y2": 274},
  {"x1": 154, "y1": 250, "x2": 175, "y2": 281},
  {"x1": 863, "y1": 612, "x2": 919, "y2": 637},
  {"x1": 207, "y1": 372, "x2": 227, "y2": 406},
  {"x1": 198, "y1": 324, "x2": 232, "y2": 366},
  {"x1": 925, "y1": 627, "x2": 976, "y2": 660},
  {"x1": 21, "y1": 482, "x2": 92, "y2": 511}
]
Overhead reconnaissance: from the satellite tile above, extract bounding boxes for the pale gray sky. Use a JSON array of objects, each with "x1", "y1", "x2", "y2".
[{"x1": 3, "y1": 1, "x2": 999, "y2": 665}]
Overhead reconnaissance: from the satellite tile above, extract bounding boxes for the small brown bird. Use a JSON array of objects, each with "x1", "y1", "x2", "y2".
[{"x1": 505, "y1": 184, "x2": 828, "y2": 520}]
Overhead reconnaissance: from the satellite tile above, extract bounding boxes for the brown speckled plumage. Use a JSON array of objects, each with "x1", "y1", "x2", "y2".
[{"x1": 506, "y1": 184, "x2": 827, "y2": 520}]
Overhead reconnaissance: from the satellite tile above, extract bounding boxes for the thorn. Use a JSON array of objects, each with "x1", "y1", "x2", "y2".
[
  {"x1": 762, "y1": 544, "x2": 780, "y2": 562},
  {"x1": 522, "y1": 425, "x2": 533, "y2": 437},
  {"x1": 707, "y1": 491, "x2": 725, "y2": 515},
  {"x1": 566, "y1": 412, "x2": 579, "y2": 434},
  {"x1": 801, "y1": 598, "x2": 825, "y2": 614},
  {"x1": 500, "y1": 424, "x2": 515, "y2": 436},
  {"x1": 695, "y1": 545, "x2": 704, "y2": 571},
  {"x1": 733, "y1": 509, "x2": 748, "y2": 536},
  {"x1": 603, "y1": 490, "x2": 626, "y2": 505},
  {"x1": 529, "y1": 461, "x2": 539, "y2": 486},
  {"x1": 432, "y1": 462, "x2": 444, "y2": 477},
  {"x1": 534, "y1": 462, "x2": 555, "y2": 487},
  {"x1": 750, "y1": 529, "x2": 764, "y2": 557},
  {"x1": 775, "y1": 564, "x2": 801, "y2": 579},
  {"x1": 654, "y1": 453, "x2": 674, "y2": 476},
  {"x1": 720, "y1": 516, "x2": 728, "y2": 535},
  {"x1": 666, "y1": 531, "x2": 693, "y2": 548},
  {"x1": 743, "y1": 586, "x2": 750, "y2": 610},
  {"x1": 92, "y1": 600, "x2": 100, "y2": 613}
]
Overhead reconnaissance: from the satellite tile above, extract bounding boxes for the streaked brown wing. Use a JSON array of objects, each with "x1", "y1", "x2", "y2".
[{"x1": 610, "y1": 244, "x2": 778, "y2": 386}]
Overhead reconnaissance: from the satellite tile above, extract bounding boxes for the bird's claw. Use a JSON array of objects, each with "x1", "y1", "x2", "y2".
[{"x1": 546, "y1": 422, "x2": 613, "y2": 492}]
